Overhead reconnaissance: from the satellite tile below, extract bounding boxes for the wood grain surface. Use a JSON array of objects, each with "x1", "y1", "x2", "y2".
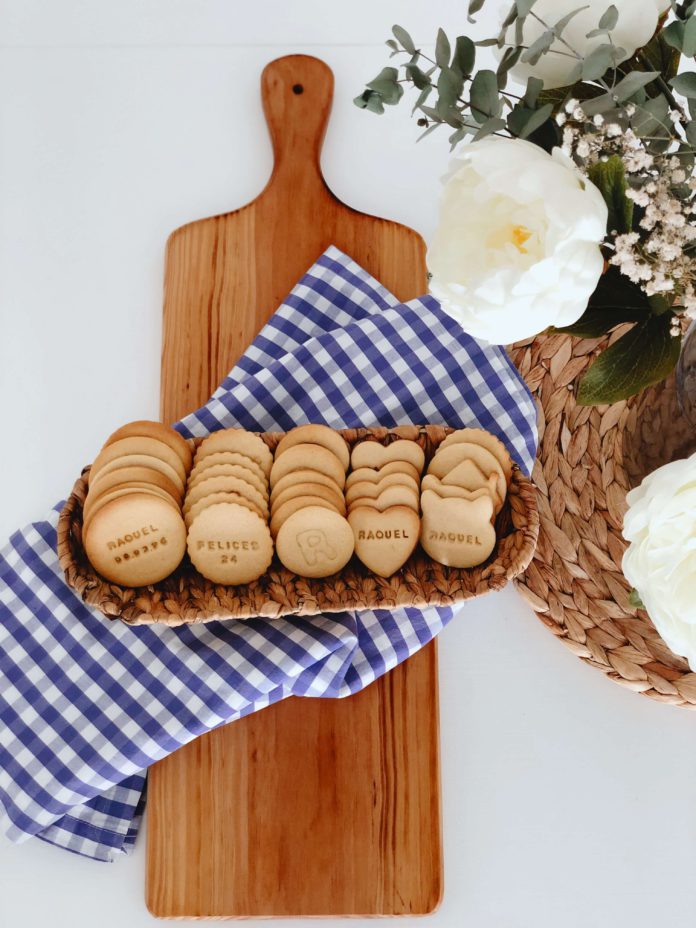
[{"x1": 146, "y1": 54, "x2": 442, "y2": 919}]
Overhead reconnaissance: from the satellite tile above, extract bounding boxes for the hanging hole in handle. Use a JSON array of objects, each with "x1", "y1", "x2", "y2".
[{"x1": 292, "y1": 83, "x2": 304, "y2": 95}]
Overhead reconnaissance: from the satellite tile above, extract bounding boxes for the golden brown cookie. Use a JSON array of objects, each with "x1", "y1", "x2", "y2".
[
  {"x1": 437, "y1": 428, "x2": 512, "y2": 483},
  {"x1": 274, "y1": 424, "x2": 350, "y2": 472},
  {"x1": 345, "y1": 472, "x2": 419, "y2": 507},
  {"x1": 270, "y1": 444, "x2": 346, "y2": 490},
  {"x1": 88, "y1": 464, "x2": 183, "y2": 506},
  {"x1": 187, "y1": 462, "x2": 269, "y2": 500},
  {"x1": 83, "y1": 484, "x2": 179, "y2": 533},
  {"x1": 87, "y1": 454, "x2": 186, "y2": 497},
  {"x1": 188, "y1": 451, "x2": 267, "y2": 490},
  {"x1": 348, "y1": 483, "x2": 419, "y2": 514},
  {"x1": 194, "y1": 429, "x2": 273, "y2": 478},
  {"x1": 270, "y1": 496, "x2": 340, "y2": 538},
  {"x1": 185, "y1": 491, "x2": 265, "y2": 529},
  {"x1": 275, "y1": 506, "x2": 354, "y2": 578},
  {"x1": 429, "y1": 443, "x2": 506, "y2": 504},
  {"x1": 84, "y1": 493, "x2": 187, "y2": 586},
  {"x1": 187, "y1": 502, "x2": 273, "y2": 585},
  {"x1": 346, "y1": 460, "x2": 421, "y2": 487},
  {"x1": 104, "y1": 420, "x2": 193, "y2": 472},
  {"x1": 350, "y1": 439, "x2": 425, "y2": 474},
  {"x1": 270, "y1": 468, "x2": 343, "y2": 504},
  {"x1": 272, "y1": 480, "x2": 346, "y2": 515},
  {"x1": 90, "y1": 437, "x2": 187, "y2": 487},
  {"x1": 422, "y1": 469, "x2": 502, "y2": 513},
  {"x1": 184, "y1": 474, "x2": 269, "y2": 519},
  {"x1": 420, "y1": 493, "x2": 496, "y2": 568},
  {"x1": 348, "y1": 506, "x2": 420, "y2": 578}
]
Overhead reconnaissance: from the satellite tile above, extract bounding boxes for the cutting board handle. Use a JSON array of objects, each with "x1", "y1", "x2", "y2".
[{"x1": 262, "y1": 55, "x2": 333, "y2": 194}]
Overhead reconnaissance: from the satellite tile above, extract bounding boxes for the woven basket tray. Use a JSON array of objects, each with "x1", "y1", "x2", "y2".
[
  {"x1": 509, "y1": 333, "x2": 696, "y2": 709},
  {"x1": 57, "y1": 425, "x2": 539, "y2": 626}
]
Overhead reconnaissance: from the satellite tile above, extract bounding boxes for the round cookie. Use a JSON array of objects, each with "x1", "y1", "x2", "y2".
[
  {"x1": 184, "y1": 474, "x2": 269, "y2": 519},
  {"x1": 90, "y1": 437, "x2": 187, "y2": 486},
  {"x1": 187, "y1": 502, "x2": 273, "y2": 585},
  {"x1": 188, "y1": 451, "x2": 267, "y2": 489},
  {"x1": 187, "y1": 462, "x2": 269, "y2": 500},
  {"x1": 194, "y1": 429, "x2": 273, "y2": 478},
  {"x1": 346, "y1": 460, "x2": 421, "y2": 487},
  {"x1": 348, "y1": 483, "x2": 420, "y2": 514},
  {"x1": 350, "y1": 439, "x2": 425, "y2": 474},
  {"x1": 88, "y1": 464, "x2": 183, "y2": 506},
  {"x1": 272, "y1": 480, "x2": 346, "y2": 515},
  {"x1": 84, "y1": 493, "x2": 186, "y2": 586},
  {"x1": 185, "y1": 490, "x2": 265, "y2": 529},
  {"x1": 274, "y1": 424, "x2": 350, "y2": 472},
  {"x1": 270, "y1": 468, "x2": 343, "y2": 505},
  {"x1": 270, "y1": 496, "x2": 340, "y2": 538},
  {"x1": 275, "y1": 506, "x2": 354, "y2": 578},
  {"x1": 345, "y1": 472, "x2": 419, "y2": 506},
  {"x1": 88, "y1": 453, "x2": 186, "y2": 497},
  {"x1": 270, "y1": 444, "x2": 346, "y2": 490},
  {"x1": 437, "y1": 428, "x2": 512, "y2": 483},
  {"x1": 83, "y1": 484, "x2": 179, "y2": 533},
  {"x1": 105, "y1": 420, "x2": 193, "y2": 472}
]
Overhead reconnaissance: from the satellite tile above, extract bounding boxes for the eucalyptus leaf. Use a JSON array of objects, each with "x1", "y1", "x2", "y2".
[
  {"x1": 496, "y1": 46, "x2": 522, "y2": 88},
  {"x1": 686, "y1": 119, "x2": 696, "y2": 147},
  {"x1": 576, "y1": 313, "x2": 681, "y2": 405},
  {"x1": 417, "y1": 121, "x2": 442, "y2": 141},
  {"x1": 516, "y1": 0, "x2": 537, "y2": 15},
  {"x1": 392, "y1": 24, "x2": 416, "y2": 55},
  {"x1": 632, "y1": 95, "x2": 671, "y2": 140},
  {"x1": 612, "y1": 69, "x2": 659, "y2": 102},
  {"x1": 405, "y1": 62, "x2": 431, "y2": 89},
  {"x1": 597, "y1": 3, "x2": 618, "y2": 30},
  {"x1": 435, "y1": 28, "x2": 451, "y2": 67},
  {"x1": 520, "y1": 29, "x2": 555, "y2": 64},
  {"x1": 468, "y1": 0, "x2": 486, "y2": 22},
  {"x1": 554, "y1": 5, "x2": 590, "y2": 35},
  {"x1": 386, "y1": 39, "x2": 399, "y2": 54},
  {"x1": 437, "y1": 67, "x2": 465, "y2": 109},
  {"x1": 662, "y1": 20, "x2": 685, "y2": 52},
  {"x1": 581, "y1": 43, "x2": 618, "y2": 80},
  {"x1": 411, "y1": 84, "x2": 433, "y2": 116},
  {"x1": 473, "y1": 116, "x2": 507, "y2": 140},
  {"x1": 507, "y1": 102, "x2": 553, "y2": 138},
  {"x1": 587, "y1": 155, "x2": 633, "y2": 234},
  {"x1": 366, "y1": 67, "x2": 404, "y2": 105},
  {"x1": 470, "y1": 69, "x2": 502, "y2": 122},
  {"x1": 453, "y1": 35, "x2": 476, "y2": 77},
  {"x1": 671, "y1": 72, "x2": 696, "y2": 99},
  {"x1": 683, "y1": 15, "x2": 696, "y2": 56},
  {"x1": 353, "y1": 91, "x2": 385, "y2": 114},
  {"x1": 524, "y1": 76, "x2": 544, "y2": 108},
  {"x1": 501, "y1": 3, "x2": 519, "y2": 29}
]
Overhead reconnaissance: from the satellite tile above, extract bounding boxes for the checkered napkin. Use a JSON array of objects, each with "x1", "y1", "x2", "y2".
[{"x1": 0, "y1": 246, "x2": 537, "y2": 862}]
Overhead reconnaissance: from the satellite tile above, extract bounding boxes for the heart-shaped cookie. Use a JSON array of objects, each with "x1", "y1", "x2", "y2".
[
  {"x1": 348, "y1": 483, "x2": 419, "y2": 513},
  {"x1": 420, "y1": 493, "x2": 496, "y2": 568},
  {"x1": 423, "y1": 467, "x2": 502, "y2": 513},
  {"x1": 350, "y1": 439, "x2": 425, "y2": 474},
  {"x1": 347, "y1": 460, "x2": 421, "y2": 486},
  {"x1": 348, "y1": 506, "x2": 420, "y2": 577},
  {"x1": 345, "y1": 472, "x2": 419, "y2": 506}
]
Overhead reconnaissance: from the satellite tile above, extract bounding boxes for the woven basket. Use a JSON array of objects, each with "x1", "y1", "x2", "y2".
[
  {"x1": 57, "y1": 424, "x2": 539, "y2": 627},
  {"x1": 509, "y1": 332, "x2": 696, "y2": 708}
]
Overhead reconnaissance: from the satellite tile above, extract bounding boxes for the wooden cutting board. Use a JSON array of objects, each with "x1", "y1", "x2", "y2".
[{"x1": 146, "y1": 54, "x2": 442, "y2": 919}]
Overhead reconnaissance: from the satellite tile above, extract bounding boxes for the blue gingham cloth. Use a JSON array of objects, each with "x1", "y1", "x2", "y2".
[{"x1": 0, "y1": 246, "x2": 537, "y2": 862}]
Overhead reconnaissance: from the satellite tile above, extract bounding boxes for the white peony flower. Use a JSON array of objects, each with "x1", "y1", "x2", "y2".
[
  {"x1": 426, "y1": 137, "x2": 607, "y2": 345},
  {"x1": 504, "y1": 0, "x2": 664, "y2": 90},
  {"x1": 622, "y1": 452, "x2": 696, "y2": 669}
]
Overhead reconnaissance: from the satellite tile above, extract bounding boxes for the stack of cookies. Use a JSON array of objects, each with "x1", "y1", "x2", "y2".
[
  {"x1": 82, "y1": 420, "x2": 191, "y2": 586},
  {"x1": 269, "y1": 425, "x2": 355, "y2": 578},
  {"x1": 184, "y1": 429, "x2": 274, "y2": 584},
  {"x1": 420, "y1": 428, "x2": 512, "y2": 568},
  {"x1": 346, "y1": 439, "x2": 424, "y2": 578}
]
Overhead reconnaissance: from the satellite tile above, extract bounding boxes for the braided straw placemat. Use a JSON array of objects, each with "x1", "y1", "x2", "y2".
[
  {"x1": 58, "y1": 424, "x2": 539, "y2": 627},
  {"x1": 509, "y1": 332, "x2": 696, "y2": 708}
]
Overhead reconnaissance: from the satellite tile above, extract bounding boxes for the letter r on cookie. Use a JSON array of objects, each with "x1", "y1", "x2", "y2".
[{"x1": 295, "y1": 529, "x2": 337, "y2": 566}]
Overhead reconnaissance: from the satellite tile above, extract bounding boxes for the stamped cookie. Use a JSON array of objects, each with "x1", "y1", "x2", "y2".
[
  {"x1": 187, "y1": 502, "x2": 273, "y2": 585},
  {"x1": 345, "y1": 472, "x2": 419, "y2": 507},
  {"x1": 350, "y1": 439, "x2": 425, "y2": 474},
  {"x1": 187, "y1": 462, "x2": 269, "y2": 500},
  {"x1": 442, "y1": 459, "x2": 506, "y2": 512},
  {"x1": 437, "y1": 428, "x2": 512, "y2": 483},
  {"x1": 422, "y1": 473, "x2": 499, "y2": 513},
  {"x1": 348, "y1": 506, "x2": 420, "y2": 577},
  {"x1": 90, "y1": 436, "x2": 188, "y2": 486},
  {"x1": 270, "y1": 468, "x2": 343, "y2": 505},
  {"x1": 275, "y1": 506, "x2": 354, "y2": 578},
  {"x1": 270, "y1": 444, "x2": 346, "y2": 490},
  {"x1": 88, "y1": 464, "x2": 183, "y2": 506},
  {"x1": 184, "y1": 474, "x2": 269, "y2": 519},
  {"x1": 272, "y1": 481, "x2": 346, "y2": 515},
  {"x1": 83, "y1": 484, "x2": 179, "y2": 533},
  {"x1": 270, "y1": 496, "x2": 340, "y2": 538},
  {"x1": 105, "y1": 420, "x2": 193, "y2": 472},
  {"x1": 84, "y1": 493, "x2": 186, "y2": 586},
  {"x1": 88, "y1": 453, "x2": 186, "y2": 497},
  {"x1": 185, "y1": 490, "x2": 264, "y2": 529},
  {"x1": 275, "y1": 424, "x2": 350, "y2": 472},
  {"x1": 429, "y1": 443, "x2": 506, "y2": 504},
  {"x1": 421, "y1": 493, "x2": 496, "y2": 568},
  {"x1": 346, "y1": 460, "x2": 421, "y2": 487},
  {"x1": 194, "y1": 429, "x2": 273, "y2": 478},
  {"x1": 189, "y1": 451, "x2": 266, "y2": 489},
  {"x1": 348, "y1": 482, "x2": 419, "y2": 513}
]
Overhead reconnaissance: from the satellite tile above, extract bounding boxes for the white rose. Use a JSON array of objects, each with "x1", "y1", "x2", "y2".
[
  {"x1": 622, "y1": 453, "x2": 696, "y2": 669},
  {"x1": 426, "y1": 137, "x2": 607, "y2": 345},
  {"x1": 505, "y1": 0, "x2": 663, "y2": 90}
]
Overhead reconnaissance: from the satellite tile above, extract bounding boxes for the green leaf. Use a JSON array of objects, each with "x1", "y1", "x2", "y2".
[
  {"x1": 662, "y1": 19, "x2": 685, "y2": 52},
  {"x1": 473, "y1": 116, "x2": 507, "y2": 140},
  {"x1": 435, "y1": 28, "x2": 451, "y2": 68},
  {"x1": 453, "y1": 36, "x2": 476, "y2": 77},
  {"x1": 392, "y1": 24, "x2": 416, "y2": 55},
  {"x1": 553, "y1": 267, "x2": 651, "y2": 337},
  {"x1": 686, "y1": 119, "x2": 696, "y2": 147},
  {"x1": 576, "y1": 313, "x2": 681, "y2": 405},
  {"x1": 353, "y1": 91, "x2": 385, "y2": 114},
  {"x1": 437, "y1": 66, "x2": 465, "y2": 110},
  {"x1": 411, "y1": 84, "x2": 433, "y2": 115},
  {"x1": 628, "y1": 588, "x2": 645, "y2": 610},
  {"x1": 496, "y1": 46, "x2": 522, "y2": 88},
  {"x1": 507, "y1": 102, "x2": 554, "y2": 138},
  {"x1": 671, "y1": 72, "x2": 696, "y2": 99},
  {"x1": 684, "y1": 16, "x2": 696, "y2": 56},
  {"x1": 516, "y1": 0, "x2": 537, "y2": 15},
  {"x1": 581, "y1": 43, "x2": 619, "y2": 80},
  {"x1": 524, "y1": 76, "x2": 544, "y2": 108},
  {"x1": 554, "y1": 5, "x2": 590, "y2": 35},
  {"x1": 538, "y1": 82, "x2": 604, "y2": 109},
  {"x1": 613, "y1": 70, "x2": 659, "y2": 101},
  {"x1": 366, "y1": 67, "x2": 404, "y2": 105},
  {"x1": 632, "y1": 95, "x2": 671, "y2": 140},
  {"x1": 468, "y1": 0, "x2": 486, "y2": 21},
  {"x1": 404, "y1": 62, "x2": 431, "y2": 89},
  {"x1": 598, "y1": 3, "x2": 618, "y2": 30},
  {"x1": 470, "y1": 69, "x2": 501, "y2": 122},
  {"x1": 386, "y1": 39, "x2": 399, "y2": 55},
  {"x1": 587, "y1": 155, "x2": 633, "y2": 234},
  {"x1": 520, "y1": 29, "x2": 554, "y2": 64}
]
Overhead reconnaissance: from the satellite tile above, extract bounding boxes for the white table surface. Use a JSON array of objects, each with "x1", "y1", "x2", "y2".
[{"x1": 2, "y1": 2, "x2": 696, "y2": 926}]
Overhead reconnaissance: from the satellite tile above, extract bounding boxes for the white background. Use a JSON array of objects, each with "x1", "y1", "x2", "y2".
[{"x1": 2, "y1": 2, "x2": 696, "y2": 926}]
